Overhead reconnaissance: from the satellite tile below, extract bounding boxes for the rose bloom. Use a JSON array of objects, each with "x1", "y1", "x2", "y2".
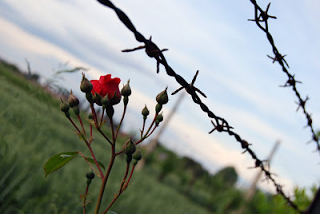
[{"x1": 90, "y1": 74, "x2": 121, "y2": 102}]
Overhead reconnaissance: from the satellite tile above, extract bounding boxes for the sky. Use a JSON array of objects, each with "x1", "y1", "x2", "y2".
[{"x1": 0, "y1": 0, "x2": 319, "y2": 194}]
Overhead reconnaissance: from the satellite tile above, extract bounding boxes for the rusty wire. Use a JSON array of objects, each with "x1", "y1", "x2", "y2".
[
  {"x1": 95, "y1": 0, "x2": 312, "y2": 212},
  {"x1": 248, "y1": 0, "x2": 319, "y2": 152}
]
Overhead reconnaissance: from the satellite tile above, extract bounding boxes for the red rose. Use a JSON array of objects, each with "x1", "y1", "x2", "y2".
[{"x1": 90, "y1": 74, "x2": 121, "y2": 104}]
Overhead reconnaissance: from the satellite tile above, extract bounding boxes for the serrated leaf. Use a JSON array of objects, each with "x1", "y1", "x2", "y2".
[
  {"x1": 44, "y1": 152, "x2": 78, "y2": 177},
  {"x1": 86, "y1": 158, "x2": 105, "y2": 170}
]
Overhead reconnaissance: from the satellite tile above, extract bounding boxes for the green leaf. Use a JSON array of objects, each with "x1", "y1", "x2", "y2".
[
  {"x1": 44, "y1": 152, "x2": 78, "y2": 177},
  {"x1": 86, "y1": 158, "x2": 105, "y2": 170}
]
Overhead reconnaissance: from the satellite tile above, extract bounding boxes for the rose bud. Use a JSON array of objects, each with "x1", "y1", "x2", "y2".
[
  {"x1": 121, "y1": 80, "x2": 131, "y2": 97},
  {"x1": 155, "y1": 103, "x2": 162, "y2": 114},
  {"x1": 123, "y1": 96, "x2": 129, "y2": 106},
  {"x1": 68, "y1": 91, "x2": 79, "y2": 107},
  {"x1": 60, "y1": 98, "x2": 69, "y2": 113},
  {"x1": 110, "y1": 91, "x2": 121, "y2": 105},
  {"x1": 101, "y1": 94, "x2": 110, "y2": 107},
  {"x1": 80, "y1": 75, "x2": 93, "y2": 93},
  {"x1": 156, "y1": 87, "x2": 168, "y2": 105},
  {"x1": 73, "y1": 106, "x2": 80, "y2": 116},
  {"x1": 155, "y1": 113, "x2": 163, "y2": 125},
  {"x1": 86, "y1": 170, "x2": 95, "y2": 180},
  {"x1": 132, "y1": 150, "x2": 142, "y2": 161},
  {"x1": 141, "y1": 105, "x2": 149, "y2": 118},
  {"x1": 122, "y1": 138, "x2": 136, "y2": 155}
]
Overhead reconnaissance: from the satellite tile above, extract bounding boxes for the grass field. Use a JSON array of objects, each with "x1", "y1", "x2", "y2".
[
  {"x1": 0, "y1": 61, "x2": 212, "y2": 214},
  {"x1": 1, "y1": 60, "x2": 315, "y2": 214}
]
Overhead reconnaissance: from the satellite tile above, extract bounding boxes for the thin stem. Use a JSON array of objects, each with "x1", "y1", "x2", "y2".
[
  {"x1": 77, "y1": 115, "x2": 86, "y2": 136},
  {"x1": 102, "y1": 163, "x2": 134, "y2": 214},
  {"x1": 141, "y1": 118, "x2": 146, "y2": 138},
  {"x1": 109, "y1": 116, "x2": 116, "y2": 143},
  {"x1": 100, "y1": 107, "x2": 105, "y2": 126},
  {"x1": 94, "y1": 145, "x2": 116, "y2": 214},
  {"x1": 97, "y1": 128, "x2": 113, "y2": 145},
  {"x1": 83, "y1": 184, "x2": 89, "y2": 214},
  {"x1": 144, "y1": 113, "x2": 158, "y2": 137},
  {"x1": 90, "y1": 103, "x2": 99, "y2": 128},
  {"x1": 67, "y1": 117, "x2": 81, "y2": 133},
  {"x1": 115, "y1": 104, "x2": 127, "y2": 139},
  {"x1": 85, "y1": 141, "x2": 104, "y2": 179}
]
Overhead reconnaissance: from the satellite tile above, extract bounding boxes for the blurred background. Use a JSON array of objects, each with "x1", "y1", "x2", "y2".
[{"x1": 0, "y1": 0, "x2": 319, "y2": 213}]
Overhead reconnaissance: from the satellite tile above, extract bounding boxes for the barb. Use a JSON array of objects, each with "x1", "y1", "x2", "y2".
[
  {"x1": 248, "y1": 0, "x2": 320, "y2": 152},
  {"x1": 96, "y1": 0, "x2": 306, "y2": 212}
]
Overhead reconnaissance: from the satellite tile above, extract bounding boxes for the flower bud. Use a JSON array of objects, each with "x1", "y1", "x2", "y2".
[
  {"x1": 141, "y1": 105, "x2": 149, "y2": 118},
  {"x1": 123, "y1": 96, "x2": 129, "y2": 106},
  {"x1": 132, "y1": 150, "x2": 142, "y2": 161},
  {"x1": 94, "y1": 93, "x2": 102, "y2": 106},
  {"x1": 122, "y1": 139, "x2": 136, "y2": 155},
  {"x1": 68, "y1": 91, "x2": 79, "y2": 107},
  {"x1": 88, "y1": 113, "x2": 93, "y2": 120},
  {"x1": 86, "y1": 92, "x2": 93, "y2": 103},
  {"x1": 65, "y1": 111, "x2": 70, "y2": 118},
  {"x1": 86, "y1": 171, "x2": 95, "y2": 180},
  {"x1": 80, "y1": 75, "x2": 93, "y2": 93},
  {"x1": 155, "y1": 103, "x2": 162, "y2": 114},
  {"x1": 156, "y1": 87, "x2": 168, "y2": 105},
  {"x1": 60, "y1": 98, "x2": 69, "y2": 113},
  {"x1": 155, "y1": 113, "x2": 163, "y2": 125},
  {"x1": 73, "y1": 106, "x2": 80, "y2": 116},
  {"x1": 121, "y1": 80, "x2": 131, "y2": 97},
  {"x1": 101, "y1": 94, "x2": 110, "y2": 107},
  {"x1": 126, "y1": 154, "x2": 132, "y2": 163},
  {"x1": 106, "y1": 105, "x2": 114, "y2": 119},
  {"x1": 110, "y1": 91, "x2": 121, "y2": 105}
]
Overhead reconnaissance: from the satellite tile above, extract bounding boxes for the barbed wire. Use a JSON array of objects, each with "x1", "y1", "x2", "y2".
[
  {"x1": 96, "y1": 0, "x2": 305, "y2": 212},
  {"x1": 248, "y1": 0, "x2": 320, "y2": 152}
]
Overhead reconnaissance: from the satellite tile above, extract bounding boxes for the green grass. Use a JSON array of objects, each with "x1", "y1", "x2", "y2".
[{"x1": 0, "y1": 61, "x2": 211, "y2": 214}]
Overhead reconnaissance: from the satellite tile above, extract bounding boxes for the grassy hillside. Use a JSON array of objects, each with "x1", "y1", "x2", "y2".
[
  {"x1": 0, "y1": 60, "x2": 315, "y2": 214},
  {"x1": 0, "y1": 60, "x2": 211, "y2": 214}
]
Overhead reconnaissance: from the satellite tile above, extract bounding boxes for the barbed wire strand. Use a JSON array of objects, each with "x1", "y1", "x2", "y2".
[
  {"x1": 96, "y1": 0, "x2": 306, "y2": 212},
  {"x1": 248, "y1": 0, "x2": 319, "y2": 152}
]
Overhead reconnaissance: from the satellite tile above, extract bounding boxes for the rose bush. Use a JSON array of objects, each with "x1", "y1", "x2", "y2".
[{"x1": 90, "y1": 74, "x2": 121, "y2": 104}]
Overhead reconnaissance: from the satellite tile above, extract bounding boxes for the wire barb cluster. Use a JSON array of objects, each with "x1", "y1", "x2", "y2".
[
  {"x1": 249, "y1": 0, "x2": 319, "y2": 152},
  {"x1": 95, "y1": 0, "x2": 315, "y2": 212}
]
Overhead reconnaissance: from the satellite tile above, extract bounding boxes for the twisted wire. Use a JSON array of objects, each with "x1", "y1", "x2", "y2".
[{"x1": 95, "y1": 0, "x2": 310, "y2": 212}]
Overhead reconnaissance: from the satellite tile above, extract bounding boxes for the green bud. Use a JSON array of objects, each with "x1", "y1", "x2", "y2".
[
  {"x1": 65, "y1": 111, "x2": 70, "y2": 118},
  {"x1": 68, "y1": 91, "x2": 79, "y2": 107},
  {"x1": 60, "y1": 98, "x2": 69, "y2": 113},
  {"x1": 141, "y1": 105, "x2": 149, "y2": 118},
  {"x1": 121, "y1": 80, "x2": 131, "y2": 97},
  {"x1": 101, "y1": 94, "x2": 110, "y2": 107},
  {"x1": 155, "y1": 113, "x2": 163, "y2": 125},
  {"x1": 94, "y1": 93, "x2": 102, "y2": 106},
  {"x1": 86, "y1": 92, "x2": 93, "y2": 103},
  {"x1": 122, "y1": 138, "x2": 136, "y2": 155},
  {"x1": 88, "y1": 113, "x2": 93, "y2": 120},
  {"x1": 132, "y1": 150, "x2": 142, "y2": 161},
  {"x1": 126, "y1": 154, "x2": 132, "y2": 163},
  {"x1": 80, "y1": 75, "x2": 93, "y2": 93},
  {"x1": 86, "y1": 171, "x2": 95, "y2": 180},
  {"x1": 73, "y1": 106, "x2": 80, "y2": 116},
  {"x1": 110, "y1": 91, "x2": 121, "y2": 105},
  {"x1": 87, "y1": 178, "x2": 92, "y2": 186},
  {"x1": 106, "y1": 105, "x2": 114, "y2": 119},
  {"x1": 156, "y1": 87, "x2": 168, "y2": 105},
  {"x1": 123, "y1": 96, "x2": 129, "y2": 106},
  {"x1": 155, "y1": 103, "x2": 162, "y2": 114}
]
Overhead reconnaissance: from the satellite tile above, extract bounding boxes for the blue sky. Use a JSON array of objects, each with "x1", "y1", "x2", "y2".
[{"x1": 0, "y1": 0, "x2": 319, "y2": 193}]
